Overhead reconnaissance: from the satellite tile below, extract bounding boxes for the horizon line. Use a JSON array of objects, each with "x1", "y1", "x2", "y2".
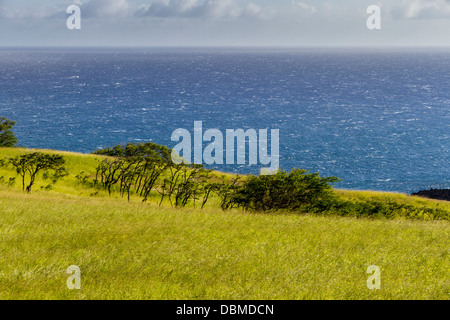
[{"x1": 2, "y1": 45, "x2": 450, "y2": 50}]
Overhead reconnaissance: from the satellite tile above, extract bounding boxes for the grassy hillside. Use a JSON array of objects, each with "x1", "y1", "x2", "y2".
[
  {"x1": 1, "y1": 147, "x2": 448, "y2": 214},
  {"x1": 0, "y1": 147, "x2": 448, "y2": 299}
]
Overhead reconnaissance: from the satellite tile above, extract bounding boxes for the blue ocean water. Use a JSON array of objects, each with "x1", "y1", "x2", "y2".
[{"x1": 0, "y1": 47, "x2": 448, "y2": 193}]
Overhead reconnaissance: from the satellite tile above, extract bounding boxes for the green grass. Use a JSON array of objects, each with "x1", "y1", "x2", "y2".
[{"x1": 0, "y1": 147, "x2": 448, "y2": 299}]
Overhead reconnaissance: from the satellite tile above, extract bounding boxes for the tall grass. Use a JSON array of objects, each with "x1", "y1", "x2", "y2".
[{"x1": 0, "y1": 187, "x2": 448, "y2": 300}]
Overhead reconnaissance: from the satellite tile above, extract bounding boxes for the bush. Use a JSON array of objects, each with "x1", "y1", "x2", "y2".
[
  {"x1": 232, "y1": 169, "x2": 341, "y2": 212},
  {"x1": 325, "y1": 198, "x2": 449, "y2": 220}
]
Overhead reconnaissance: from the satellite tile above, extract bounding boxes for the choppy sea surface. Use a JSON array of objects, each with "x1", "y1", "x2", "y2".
[{"x1": 0, "y1": 47, "x2": 448, "y2": 193}]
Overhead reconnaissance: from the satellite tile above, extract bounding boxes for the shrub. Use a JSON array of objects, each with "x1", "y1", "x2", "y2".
[{"x1": 232, "y1": 169, "x2": 341, "y2": 212}]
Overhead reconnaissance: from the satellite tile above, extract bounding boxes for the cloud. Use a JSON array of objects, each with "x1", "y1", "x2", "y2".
[
  {"x1": 136, "y1": 0, "x2": 271, "y2": 20},
  {"x1": 391, "y1": 0, "x2": 450, "y2": 19},
  {"x1": 292, "y1": 1, "x2": 317, "y2": 14},
  {"x1": 0, "y1": 4, "x2": 61, "y2": 19},
  {"x1": 289, "y1": 1, "x2": 351, "y2": 18},
  {"x1": 81, "y1": 0, "x2": 131, "y2": 19},
  {"x1": 0, "y1": 0, "x2": 273, "y2": 23},
  {"x1": 0, "y1": 0, "x2": 273, "y2": 21}
]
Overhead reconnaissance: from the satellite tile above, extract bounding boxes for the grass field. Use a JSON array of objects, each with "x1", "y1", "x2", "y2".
[{"x1": 0, "y1": 147, "x2": 448, "y2": 299}]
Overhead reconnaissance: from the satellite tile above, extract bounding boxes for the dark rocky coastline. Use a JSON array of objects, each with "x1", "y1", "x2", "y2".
[{"x1": 411, "y1": 189, "x2": 450, "y2": 201}]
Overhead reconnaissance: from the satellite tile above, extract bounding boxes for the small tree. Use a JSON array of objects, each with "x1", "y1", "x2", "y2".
[
  {"x1": 173, "y1": 165, "x2": 211, "y2": 208},
  {"x1": 93, "y1": 142, "x2": 173, "y2": 202},
  {"x1": 95, "y1": 158, "x2": 127, "y2": 196},
  {"x1": 0, "y1": 117, "x2": 17, "y2": 147},
  {"x1": 200, "y1": 182, "x2": 218, "y2": 209},
  {"x1": 215, "y1": 175, "x2": 242, "y2": 210},
  {"x1": 10, "y1": 152, "x2": 66, "y2": 192}
]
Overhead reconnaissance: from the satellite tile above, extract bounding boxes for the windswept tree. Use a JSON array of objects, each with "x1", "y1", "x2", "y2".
[
  {"x1": 93, "y1": 142, "x2": 173, "y2": 202},
  {"x1": 0, "y1": 117, "x2": 17, "y2": 147},
  {"x1": 9, "y1": 152, "x2": 67, "y2": 192},
  {"x1": 95, "y1": 158, "x2": 128, "y2": 196},
  {"x1": 130, "y1": 143, "x2": 172, "y2": 203},
  {"x1": 173, "y1": 164, "x2": 211, "y2": 208},
  {"x1": 215, "y1": 175, "x2": 242, "y2": 210},
  {"x1": 156, "y1": 162, "x2": 184, "y2": 207},
  {"x1": 200, "y1": 182, "x2": 219, "y2": 209}
]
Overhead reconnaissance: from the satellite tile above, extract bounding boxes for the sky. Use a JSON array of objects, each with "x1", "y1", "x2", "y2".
[{"x1": 1, "y1": 0, "x2": 450, "y2": 47}]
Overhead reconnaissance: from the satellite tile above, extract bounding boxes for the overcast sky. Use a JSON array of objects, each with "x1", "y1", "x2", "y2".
[{"x1": 1, "y1": 0, "x2": 450, "y2": 47}]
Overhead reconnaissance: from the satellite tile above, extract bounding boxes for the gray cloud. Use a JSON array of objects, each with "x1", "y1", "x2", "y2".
[
  {"x1": 81, "y1": 0, "x2": 131, "y2": 19},
  {"x1": 291, "y1": 1, "x2": 317, "y2": 14},
  {"x1": 391, "y1": 0, "x2": 450, "y2": 19},
  {"x1": 0, "y1": 0, "x2": 272, "y2": 21},
  {"x1": 135, "y1": 0, "x2": 271, "y2": 20},
  {"x1": 0, "y1": 1, "x2": 64, "y2": 19}
]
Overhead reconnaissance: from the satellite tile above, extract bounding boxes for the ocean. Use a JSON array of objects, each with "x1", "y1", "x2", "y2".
[{"x1": 0, "y1": 47, "x2": 448, "y2": 193}]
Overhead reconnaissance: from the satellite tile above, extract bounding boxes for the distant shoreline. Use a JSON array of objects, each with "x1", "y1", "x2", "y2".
[{"x1": 411, "y1": 189, "x2": 450, "y2": 202}]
